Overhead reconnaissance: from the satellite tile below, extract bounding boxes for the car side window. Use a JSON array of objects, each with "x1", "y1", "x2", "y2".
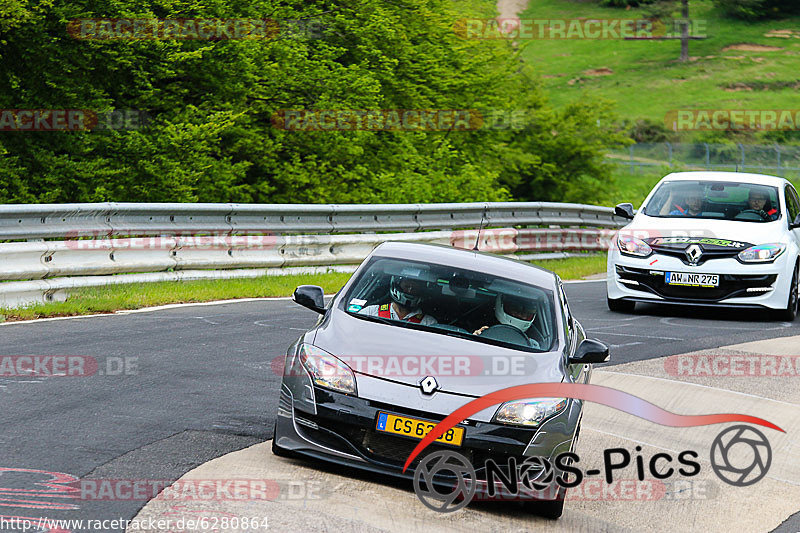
[
  {"x1": 786, "y1": 185, "x2": 800, "y2": 225},
  {"x1": 558, "y1": 284, "x2": 573, "y2": 349}
]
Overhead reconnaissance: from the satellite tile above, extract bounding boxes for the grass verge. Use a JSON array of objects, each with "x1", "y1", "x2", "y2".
[
  {"x1": 528, "y1": 253, "x2": 607, "y2": 280},
  {"x1": 519, "y1": 0, "x2": 800, "y2": 126},
  {"x1": 0, "y1": 254, "x2": 608, "y2": 322}
]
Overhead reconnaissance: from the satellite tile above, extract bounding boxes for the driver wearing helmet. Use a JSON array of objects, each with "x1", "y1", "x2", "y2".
[
  {"x1": 473, "y1": 294, "x2": 537, "y2": 336},
  {"x1": 358, "y1": 274, "x2": 437, "y2": 325}
]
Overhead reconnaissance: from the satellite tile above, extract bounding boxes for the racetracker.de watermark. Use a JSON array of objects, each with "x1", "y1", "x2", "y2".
[
  {"x1": 66, "y1": 478, "x2": 328, "y2": 504},
  {"x1": 0, "y1": 356, "x2": 137, "y2": 377},
  {"x1": 64, "y1": 234, "x2": 278, "y2": 251},
  {"x1": 665, "y1": 354, "x2": 800, "y2": 377},
  {"x1": 666, "y1": 109, "x2": 800, "y2": 131},
  {"x1": 270, "y1": 109, "x2": 533, "y2": 132},
  {"x1": 0, "y1": 109, "x2": 150, "y2": 131},
  {"x1": 67, "y1": 18, "x2": 326, "y2": 40},
  {"x1": 454, "y1": 18, "x2": 707, "y2": 40},
  {"x1": 276, "y1": 354, "x2": 536, "y2": 378}
]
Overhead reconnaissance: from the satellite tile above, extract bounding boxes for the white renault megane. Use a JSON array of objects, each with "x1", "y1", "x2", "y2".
[{"x1": 607, "y1": 171, "x2": 800, "y2": 321}]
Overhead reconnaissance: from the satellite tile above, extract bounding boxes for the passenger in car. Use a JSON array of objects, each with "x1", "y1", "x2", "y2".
[
  {"x1": 669, "y1": 187, "x2": 704, "y2": 216},
  {"x1": 358, "y1": 274, "x2": 438, "y2": 325}
]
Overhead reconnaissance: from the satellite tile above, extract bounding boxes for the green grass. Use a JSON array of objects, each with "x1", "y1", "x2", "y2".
[
  {"x1": 529, "y1": 253, "x2": 608, "y2": 279},
  {"x1": 0, "y1": 255, "x2": 608, "y2": 321},
  {"x1": 516, "y1": 0, "x2": 800, "y2": 127},
  {"x1": 0, "y1": 272, "x2": 354, "y2": 322}
]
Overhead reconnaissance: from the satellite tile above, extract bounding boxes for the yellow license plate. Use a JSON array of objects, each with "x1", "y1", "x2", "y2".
[{"x1": 375, "y1": 412, "x2": 464, "y2": 447}]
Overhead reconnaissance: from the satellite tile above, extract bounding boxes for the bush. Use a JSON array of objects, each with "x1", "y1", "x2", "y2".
[
  {"x1": 598, "y1": 0, "x2": 656, "y2": 6},
  {"x1": 626, "y1": 119, "x2": 675, "y2": 143},
  {"x1": 712, "y1": 0, "x2": 800, "y2": 19}
]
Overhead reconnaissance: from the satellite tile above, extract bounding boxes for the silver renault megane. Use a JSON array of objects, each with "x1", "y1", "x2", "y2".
[{"x1": 273, "y1": 241, "x2": 609, "y2": 518}]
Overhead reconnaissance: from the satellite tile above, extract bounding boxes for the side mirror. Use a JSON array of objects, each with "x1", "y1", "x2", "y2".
[
  {"x1": 791, "y1": 215, "x2": 800, "y2": 230},
  {"x1": 293, "y1": 285, "x2": 326, "y2": 314},
  {"x1": 569, "y1": 339, "x2": 610, "y2": 365},
  {"x1": 614, "y1": 203, "x2": 635, "y2": 220}
]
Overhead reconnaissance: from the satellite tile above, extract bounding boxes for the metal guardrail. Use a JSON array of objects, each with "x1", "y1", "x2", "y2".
[
  {"x1": 0, "y1": 202, "x2": 625, "y2": 240},
  {"x1": 0, "y1": 202, "x2": 624, "y2": 308}
]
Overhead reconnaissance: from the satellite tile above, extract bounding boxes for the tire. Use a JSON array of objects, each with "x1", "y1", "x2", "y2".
[
  {"x1": 529, "y1": 496, "x2": 565, "y2": 519},
  {"x1": 607, "y1": 297, "x2": 635, "y2": 313},
  {"x1": 776, "y1": 263, "x2": 799, "y2": 322},
  {"x1": 526, "y1": 424, "x2": 579, "y2": 520}
]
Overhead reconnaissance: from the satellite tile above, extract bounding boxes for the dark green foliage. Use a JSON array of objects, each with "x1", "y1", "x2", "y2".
[
  {"x1": 712, "y1": 0, "x2": 800, "y2": 19},
  {"x1": 0, "y1": 0, "x2": 626, "y2": 204}
]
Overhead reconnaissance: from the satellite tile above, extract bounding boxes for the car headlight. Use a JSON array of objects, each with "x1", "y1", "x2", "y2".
[
  {"x1": 493, "y1": 398, "x2": 568, "y2": 427},
  {"x1": 737, "y1": 243, "x2": 786, "y2": 263},
  {"x1": 617, "y1": 234, "x2": 653, "y2": 257},
  {"x1": 298, "y1": 344, "x2": 357, "y2": 395}
]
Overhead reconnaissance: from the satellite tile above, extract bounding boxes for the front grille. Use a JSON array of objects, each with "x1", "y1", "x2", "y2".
[
  {"x1": 649, "y1": 246, "x2": 740, "y2": 266},
  {"x1": 361, "y1": 430, "x2": 471, "y2": 465},
  {"x1": 617, "y1": 266, "x2": 777, "y2": 301}
]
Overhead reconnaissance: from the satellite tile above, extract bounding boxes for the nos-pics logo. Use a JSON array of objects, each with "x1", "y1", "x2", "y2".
[{"x1": 413, "y1": 424, "x2": 772, "y2": 513}]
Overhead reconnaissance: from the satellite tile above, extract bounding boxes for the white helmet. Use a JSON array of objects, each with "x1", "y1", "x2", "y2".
[
  {"x1": 390, "y1": 275, "x2": 424, "y2": 308},
  {"x1": 495, "y1": 294, "x2": 536, "y2": 332}
]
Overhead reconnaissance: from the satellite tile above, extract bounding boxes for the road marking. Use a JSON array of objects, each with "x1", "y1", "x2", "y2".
[{"x1": 609, "y1": 342, "x2": 644, "y2": 348}]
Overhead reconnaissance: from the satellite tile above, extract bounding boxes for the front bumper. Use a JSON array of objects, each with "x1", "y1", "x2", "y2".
[
  {"x1": 606, "y1": 248, "x2": 792, "y2": 310},
  {"x1": 274, "y1": 381, "x2": 580, "y2": 487}
]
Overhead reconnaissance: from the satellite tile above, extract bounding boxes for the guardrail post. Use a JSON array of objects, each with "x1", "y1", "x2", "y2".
[
  {"x1": 629, "y1": 145, "x2": 635, "y2": 174},
  {"x1": 666, "y1": 142, "x2": 673, "y2": 168},
  {"x1": 704, "y1": 143, "x2": 710, "y2": 169},
  {"x1": 738, "y1": 143, "x2": 745, "y2": 171}
]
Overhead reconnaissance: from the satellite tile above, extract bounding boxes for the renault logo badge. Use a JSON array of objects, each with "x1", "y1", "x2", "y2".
[
  {"x1": 420, "y1": 376, "x2": 439, "y2": 395},
  {"x1": 685, "y1": 244, "x2": 703, "y2": 265}
]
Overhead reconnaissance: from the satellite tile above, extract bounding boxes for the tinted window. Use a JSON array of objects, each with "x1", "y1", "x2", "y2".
[
  {"x1": 786, "y1": 185, "x2": 800, "y2": 224},
  {"x1": 342, "y1": 257, "x2": 557, "y2": 352},
  {"x1": 643, "y1": 181, "x2": 781, "y2": 222}
]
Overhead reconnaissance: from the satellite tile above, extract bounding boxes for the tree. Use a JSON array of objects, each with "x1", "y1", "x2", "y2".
[{"x1": 0, "y1": 0, "x2": 628, "y2": 205}]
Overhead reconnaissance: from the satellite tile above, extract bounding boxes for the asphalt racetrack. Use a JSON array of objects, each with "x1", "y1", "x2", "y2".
[{"x1": 1, "y1": 280, "x2": 798, "y2": 532}]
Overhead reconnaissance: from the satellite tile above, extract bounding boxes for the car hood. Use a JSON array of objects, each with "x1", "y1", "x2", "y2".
[
  {"x1": 312, "y1": 309, "x2": 566, "y2": 398},
  {"x1": 627, "y1": 215, "x2": 784, "y2": 246}
]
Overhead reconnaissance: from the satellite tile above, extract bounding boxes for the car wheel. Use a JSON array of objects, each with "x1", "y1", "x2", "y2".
[
  {"x1": 271, "y1": 421, "x2": 297, "y2": 458},
  {"x1": 529, "y1": 495, "x2": 565, "y2": 519},
  {"x1": 607, "y1": 297, "x2": 635, "y2": 313},
  {"x1": 776, "y1": 263, "x2": 799, "y2": 322},
  {"x1": 526, "y1": 423, "x2": 579, "y2": 519}
]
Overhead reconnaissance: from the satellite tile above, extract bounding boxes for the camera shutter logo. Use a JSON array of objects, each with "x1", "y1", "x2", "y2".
[
  {"x1": 412, "y1": 450, "x2": 476, "y2": 512},
  {"x1": 710, "y1": 425, "x2": 772, "y2": 487}
]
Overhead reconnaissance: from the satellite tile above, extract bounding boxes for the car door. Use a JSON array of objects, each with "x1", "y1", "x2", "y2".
[
  {"x1": 785, "y1": 184, "x2": 800, "y2": 252},
  {"x1": 559, "y1": 282, "x2": 590, "y2": 384}
]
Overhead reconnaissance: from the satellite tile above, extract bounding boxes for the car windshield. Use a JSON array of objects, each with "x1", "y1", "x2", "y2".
[
  {"x1": 643, "y1": 181, "x2": 781, "y2": 222},
  {"x1": 341, "y1": 257, "x2": 557, "y2": 352}
]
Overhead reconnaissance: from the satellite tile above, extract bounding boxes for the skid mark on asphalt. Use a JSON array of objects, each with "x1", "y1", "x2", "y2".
[
  {"x1": 586, "y1": 330, "x2": 682, "y2": 341},
  {"x1": 580, "y1": 315, "x2": 648, "y2": 323},
  {"x1": 658, "y1": 317, "x2": 792, "y2": 331},
  {"x1": 253, "y1": 319, "x2": 308, "y2": 331}
]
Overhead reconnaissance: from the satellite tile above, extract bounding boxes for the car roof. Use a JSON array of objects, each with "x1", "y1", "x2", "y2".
[
  {"x1": 660, "y1": 171, "x2": 788, "y2": 187},
  {"x1": 369, "y1": 241, "x2": 559, "y2": 290}
]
